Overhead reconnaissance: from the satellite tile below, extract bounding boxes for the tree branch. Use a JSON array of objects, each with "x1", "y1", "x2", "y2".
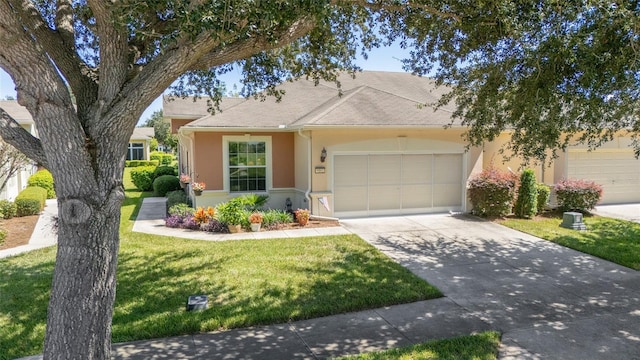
[
  {"x1": 0, "y1": 108, "x2": 48, "y2": 167},
  {"x1": 87, "y1": 0, "x2": 129, "y2": 105},
  {"x1": 344, "y1": 0, "x2": 461, "y2": 22},
  {"x1": 7, "y1": 0, "x2": 98, "y2": 116}
]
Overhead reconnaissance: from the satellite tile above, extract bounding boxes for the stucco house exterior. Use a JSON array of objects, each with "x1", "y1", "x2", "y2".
[
  {"x1": 128, "y1": 127, "x2": 155, "y2": 161},
  {"x1": 165, "y1": 71, "x2": 640, "y2": 218},
  {"x1": 0, "y1": 100, "x2": 38, "y2": 201}
]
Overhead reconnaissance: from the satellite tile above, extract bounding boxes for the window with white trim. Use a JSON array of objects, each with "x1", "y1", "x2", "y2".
[
  {"x1": 127, "y1": 142, "x2": 144, "y2": 160},
  {"x1": 227, "y1": 139, "x2": 268, "y2": 192}
]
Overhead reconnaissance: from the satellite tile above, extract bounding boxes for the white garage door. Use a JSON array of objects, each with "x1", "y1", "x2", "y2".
[
  {"x1": 568, "y1": 150, "x2": 640, "y2": 204},
  {"x1": 334, "y1": 154, "x2": 463, "y2": 217}
]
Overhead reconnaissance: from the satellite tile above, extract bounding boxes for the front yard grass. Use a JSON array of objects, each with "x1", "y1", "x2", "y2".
[
  {"x1": 499, "y1": 212, "x2": 640, "y2": 270},
  {"x1": 338, "y1": 331, "x2": 501, "y2": 360},
  {"x1": 0, "y1": 169, "x2": 442, "y2": 360}
]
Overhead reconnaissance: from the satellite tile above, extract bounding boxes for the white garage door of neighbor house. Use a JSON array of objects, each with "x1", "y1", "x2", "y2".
[
  {"x1": 333, "y1": 154, "x2": 463, "y2": 217},
  {"x1": 568, "y1": 150, "x2": 640, "y2": 204}
]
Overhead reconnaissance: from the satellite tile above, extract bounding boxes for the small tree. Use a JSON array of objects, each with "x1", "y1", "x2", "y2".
[
  {"x1": 514, "y1": 169, "x2": 538, "y2": 218},
  {"x1": 0, "y1": 139, "x2": 31, "y2": 195}
]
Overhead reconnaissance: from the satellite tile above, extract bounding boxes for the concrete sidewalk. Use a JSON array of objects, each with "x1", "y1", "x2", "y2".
[
  {"x1": 0, "y1": 199, "x2": 58, "y2": 259},
  {"x1": 594, "y1": 203, "x2": 640, "y2": 223}
]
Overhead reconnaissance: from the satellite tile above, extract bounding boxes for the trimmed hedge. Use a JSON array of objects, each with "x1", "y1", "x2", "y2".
[
  {"x1": 468, "y1": 167, "x2": 518, "y2": 217},
  {"x1": 153, "y1": 175, "x2": 181, "y2": 197},
  {"x1": 0, "y1": 199, "x2": 17, "y2": 219},
  {"x1": 125, "y1": 160, "x2": 160, "y2": 167},
  {"x1": 15, "y1": 186, "x2": 47, "y2": 216},
  {"x1": 555, "y1": 178, "x2": 603, "y2": 212},
  {"x1": 153, "y1": 165, "x2": 177, "y2": 179},
  {"x1": 514, "y1": 169, "x2": 538, "y2": 219},
  {"x1": 27, "y1": 169, "x2": 56, "y2": 199},
  {"x1": 161, "y1": 154, "x2": 174, "y2": 165},
  {"x1": 536, "y1": 184, "x2": 551, "y2": 213},
  {"x1": 130, "y1": 166, "x2": 157, "y2": 191}
]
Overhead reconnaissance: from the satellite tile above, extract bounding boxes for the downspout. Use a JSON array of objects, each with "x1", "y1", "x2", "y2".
[{"x1": 297, "y1": 129, "x2": 312, "y2": 211}]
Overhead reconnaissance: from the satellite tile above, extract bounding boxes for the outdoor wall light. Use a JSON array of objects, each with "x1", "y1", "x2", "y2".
[{"x1": 320, "y1": 147, "x2": 327, "y2": 162}]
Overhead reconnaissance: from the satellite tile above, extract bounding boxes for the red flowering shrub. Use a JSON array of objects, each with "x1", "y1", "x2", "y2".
[
  {"x1": 468, "y1": 167, "x2": 518, "y2": 217},
  {"x1": 554, "y1": 179, "x2": 603, "y2": 212}
]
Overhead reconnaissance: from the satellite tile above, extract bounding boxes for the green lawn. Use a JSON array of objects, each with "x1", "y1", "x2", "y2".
[
  {"x1": 0, "y1": 169, "x2": 442, "y2": 359},
  {"x1": 499, "y1": 212, "x2": 640, "y2": 270},
  {"x1": 338, "y1": 331, "x2": 501, "y2": 360}
]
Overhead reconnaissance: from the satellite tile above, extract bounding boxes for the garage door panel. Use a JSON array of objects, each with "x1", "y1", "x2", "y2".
[
  {"x1": 369, "y1": 185, "x2": 401, "y2": 210},
  {"x1": 369, "y1": 155, "x2": 401, "y2": 185},
  {"x1": 334, "y1": 186, "x2": 367, "y2": 212},
  {"x1": 402, "y1": 155, "x2": 433, "y2": 183},
  {"x1": 334, "y1": 156, "x2": 367, "y2": 186},
  {"x1": 434, "y1": 154, "x2": 462, "y2": 182},
  {"x1": 433, "y1": 184, "x2": 462, "y2": 207},
  {"x1": 568, "y1": 150, "x2": 640, "y2": 204},
  {"x1": 402, "y1": 184, "x2": 432, "y2": 209}
]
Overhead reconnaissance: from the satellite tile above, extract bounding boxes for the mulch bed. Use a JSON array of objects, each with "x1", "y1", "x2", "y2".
[{"x1": 0, "y1": 215, "x2": 39, "y2": 250}]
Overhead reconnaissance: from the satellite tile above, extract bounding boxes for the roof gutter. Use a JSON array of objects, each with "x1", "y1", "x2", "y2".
[{"x1": 297, "y1": 129, "x2": 312, "y2": 211}]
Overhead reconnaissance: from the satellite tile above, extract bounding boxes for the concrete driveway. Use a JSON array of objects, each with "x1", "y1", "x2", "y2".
[
  {"x1": 340, "y1": 214, "x2": 640, "y2": 360},
  {"x1": 595, "y1": 203, "x2": 640, "y2": 223}
]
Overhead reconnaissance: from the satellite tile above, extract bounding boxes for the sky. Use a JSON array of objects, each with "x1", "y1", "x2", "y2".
[{"x1": 0, "y1": 43, "x2": 410, "y2": 125}]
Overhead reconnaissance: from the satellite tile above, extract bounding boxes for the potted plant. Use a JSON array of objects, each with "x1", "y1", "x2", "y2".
[
  {"x1": 249, "y1": 212, "x2": 263, "y2": 232},
  {"x1": 295, "y1": 208, "x2": 310, "y2": 226},
  {"x1": 179, "y1": 173, "x2": 191, "y2": 188},
  {"x1": 192, "y1": 182, "x2": 205, "y2": 196},
  {"x1": 217, "y1": 200, "x2": 243, "y2": 233}
]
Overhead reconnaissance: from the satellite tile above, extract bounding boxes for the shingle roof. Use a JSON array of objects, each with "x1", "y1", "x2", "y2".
[
  {"x1": 0, "y1": 100, "x2": 34, "y2": 124},
  {"x1": 162, "y1": 95, "x2": 245, "y2": 119},
  {"x1": 171, "y1": 71, "x2": 458, "y2": 130},
  {"x1": 131, "y1": 127, "x2": 154, "y2": 140}
]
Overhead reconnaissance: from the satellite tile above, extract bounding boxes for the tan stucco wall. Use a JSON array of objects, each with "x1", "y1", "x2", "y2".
[
  {"x1": 192, "y1": 131, "x2": 295, "y2": 191},
  {"x1": 481, "y1": 133, "x2": 555, "y2": 184}
]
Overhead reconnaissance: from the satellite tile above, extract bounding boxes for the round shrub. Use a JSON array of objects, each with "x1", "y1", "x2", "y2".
[
  {"x1": 555, "y1": 179, "x2": 603, "y2": 212},
  {"x1": 468, "y1": 166, "x2": 518, "y2": 217},
  {"x1": 153, "y1": 175, "x2": 181, "y2": 197},
  {"x1": 27, "y1": 169, "x2": 55, "y2": 199},
  {"x1": 166, "y1": 190, "x2": 190, "y2": 212},
  {"x1": 153, "y1": 165, "x2": 177, "y2": 179},
  {"x1": 161, "y1": 154, "x2": 174, "y2": 165},
  {"x1": 130, "y1": 165, "x2": 156, "y2": 191},
  {"x1": 0, "y1": 200, "x2": 17, "y2": 219},
  {"x1": 536, "y1": 184, "x2": 551, "y2": 213},
  {"x1": 514, "y1": 169, "x2": 538, "y2": 219}
]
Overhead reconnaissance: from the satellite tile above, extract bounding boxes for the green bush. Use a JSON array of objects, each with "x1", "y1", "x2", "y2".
[
  {"x1": 130, "y1": 166, "x2": 157, "y2": 191},
  {"x1": 161, "y1": 154, "x2": 174, "y2": 165},
  {"x1": 153, "y1": 175, "x2": 181, "y2": 197},
  {"x1": 514, "y1": 169, "x2": 538, "y2": 219},
  {"x1": 166, "y1": 190, "x2": 190, "y2": 211},
  {"x1": 27, "y1": 169, "x2": 56, "y2": 199},
  {"x1": 15, "y1": 186, "x2": 47, "y2": 216},
  {"x1": 153, "y1": 165, "x2": 177, "y2": 179},
  {"x1": 468, "y1": 166, "x2": 518, "y2": 217},
  {"x1": 261, "y1": 209, "x2": 293, "y2": 229},
  {"x1": 235, "y1": 193, "x2": 269, "y2": 212},
  {"x1": 0, "y1": 200, "x2": 17, "y2": 219},
  {"x1": 168, "y1": 203, "x2": 194, "y2": 217},
  {"x1": 149, "y1": 152, "x2": 162, "y2": 162},
  {"x1": 0, "y1": 228, "x2": 6, "y2": 246},
  {"x1": 555, "y1": 179, "x2": 603, "y2": 212},
  {"x1": 125, "y1": 160, "x2": 161, "y2": 167},
  {"x1": 536, "y1": 183, "x2": 551, "y2": 213},
  {"x1": 216, "y1": 200, "x2": 244, "y2": 226}
]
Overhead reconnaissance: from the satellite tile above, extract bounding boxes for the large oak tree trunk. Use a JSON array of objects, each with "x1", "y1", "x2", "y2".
[{"x1": 43, "y1": 178, "x2": 125, "y2": 359}]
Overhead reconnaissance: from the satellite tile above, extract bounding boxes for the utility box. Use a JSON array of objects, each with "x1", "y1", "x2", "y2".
[
  {"x1": 186, "y1": 295, "x2": 208, "y2": 311},
  {"x1": 560, "y1": 212, "x2": 587, "y2": 230}
]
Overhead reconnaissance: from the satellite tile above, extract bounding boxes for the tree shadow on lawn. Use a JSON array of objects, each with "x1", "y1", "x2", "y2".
[{"x1": 112, "y1": 236, "x2": 441, "y2": 344}]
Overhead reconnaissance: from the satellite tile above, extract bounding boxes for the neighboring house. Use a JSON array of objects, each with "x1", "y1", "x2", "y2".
[
  {"x1": 0, "y1": 100, "x2": 38, "y2": 201},
  {"x1": 165, "y1": 71, "x2": 640, "y2": 218},
  {"x1": 128, "y1": 127, "x2": 155, "y2": 161}
]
